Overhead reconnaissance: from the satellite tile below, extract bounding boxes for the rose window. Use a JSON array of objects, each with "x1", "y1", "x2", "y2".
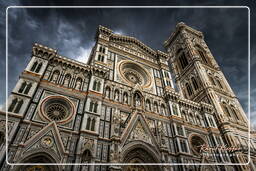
[
  {"x1": 119, "y1": 61, "x2": 152, "y2": 87},
  {"x1": 190, "y1": 135, "x2": 207, "y2": 154},
  {"x1": 40, "y1": 96, "x2": 75, "y2": 124}
]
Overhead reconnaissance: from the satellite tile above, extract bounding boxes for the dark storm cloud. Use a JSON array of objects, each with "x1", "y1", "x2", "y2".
[{"x1": 0, "y1": 0, "x2": 255, "y2": 126}]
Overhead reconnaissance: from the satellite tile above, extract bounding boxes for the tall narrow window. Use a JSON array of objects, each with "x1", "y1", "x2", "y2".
[
  {"x1": 179, "y1": 52, "x2": 189, "y2": 69},
  {"x1": 89, "y1": 101, "x2": 94, "y2": 112},
  {"x1": 91, "y1": 118, "x2": 96, "y2": 131},
  {"x1": 30, "y1": 61, "x2": 38, "y2": 72},
  {"x1": 161, "y1": 104, "x2": 166, "y2": 116},
  {"x1": 35, "y1": 62, "x2": 42, "y2": 73},
  {"x1": 18, "y1": 82, "x2": 27, "y2": 93},
  {"x1": 82, "y1": 150, "x2": 92, "y2": 163},
  {"x1": 86, "y1": 117, "x2": 91, "y2": 130},
  {"x1": 93, "y1": 103, "x2": 98, "y2": 113},
  {"x1": 14, "y1": 99, "x2": 23, "y2": 113},
  {"x1": 231, "y1": 108, "x2": 240, "y2": 120},
  {"x1": 172, "y1": 104, "x2": 178, "y2": 115},
  {"x1": 93, "y1": 80, "x2": 97, "y2": 90},
  {"x1": 216, "y1": 78, "x2": 223, "y2": 89},
  {"x1": 180, "y1": 139, "x2": 188, "y2": 153},
  {"x1": 198, "y1": 50, "x2": 208, "y2": 64},
  {"x1": 186, "y1": 83, "x2": 193, "y2": 96},
  {"x1": 24, "y1": 83, "x2": 32, "y2": 94},
  {"x1": 191, "y1": 77, "x2": 199, "y2": 90},
  {"x1": 96, "y1": 81, "x2": 101, "y2": 91},
  {"x1": 8, "y1": 98, "x2": 18, "y2": 112}
]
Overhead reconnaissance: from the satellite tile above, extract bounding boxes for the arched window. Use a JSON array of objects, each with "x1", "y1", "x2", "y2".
[
  {"x1": 96, "y1": 81, "x2": 101, "y2": 91},
  {"x1": 35, "y1": 62, "x2": 42, "y2": 73},
  {"x1": 93, "y1": 80, "x2": 97, "y2": 90},
  {"x1": 198, "y1": 50, "x2": 208, "y2": 64},
  {"x1": 14, "y1": 99, "x2": 23, "y2": 113},
  {"x1": 191, "y1": 77, "x2": 199, "y2": 90},
  {"x1": 30, "y1": 61, "x2": 38, "y2": 72},
  {"x1": 18, "y1": 82, "x2": 27, "y2": 93},
  {"x1": 123, "y1": 92, "x2": 128, "y2": 104},
  {"x1": 102, "y1": 48, "x2": 105, "y2": 54},
  {"x1": 185, "y1": 83, "x2": 193, "y2": 96},
  {"x1": 91, "y1": 118, "x2": 96, "y2": 131},
  {"x1": 75, "y1": 77, "x2": 82, "y2": 90},
  {"x1": 99, "y1": 47, "x2": 103, "y2": 53},
  {"x1": 89, "y1": 101, "x2": 94, "y2": 112},
  {"x1": 93, "y1": 103, "x2": 98, "y2": 113},
  {"x1": 216, "y1": 78, "x2": 223, "y2": 89},
  {"x1": 81, "y1": 150, "x2": 92, "y2": 163},
  {"x1": 145, "y1": 99, "x2": 151, "y2": 111},
  {"x1": 8, "y1": 98, "x2": 18, "y2": 112},
  {"x1": 86, "y1": 117, "x2": 91, "y2": 130},
  {"x1": 231, "y1": 107, "x2": 240, "y2": 120},
  {"x1": 172, "y1": 104, "x2": 178, "y2": 116},
  {"x1": 50, "y1": 70, "x2": 60, "y2": 83},
  {"x1": 153, "y1": 102, "x2": 158, "y2": 113},
  {"x1": 179, "y1": 52, "x2": 189, "y2": 69},
  {"x1": 222, "y1": 103, "x2": 231, "y2": 118},
  {"x1": 63, "y1": 74, "x2": 71, "y2": 87},
  {"x1": 24, "y1": 83, "x2": 32, "y2": 94}
]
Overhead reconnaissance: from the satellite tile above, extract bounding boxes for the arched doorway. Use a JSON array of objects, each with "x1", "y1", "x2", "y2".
[
  {"x1": 15, "y1": 153, "x2": 60, "y2": 171},
  {"x1": 123, "y1": 148, "x2": 161, "y2": 171}
]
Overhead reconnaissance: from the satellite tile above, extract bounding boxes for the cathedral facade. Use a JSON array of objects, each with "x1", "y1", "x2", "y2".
[{"x1": 0, "y1": 22, "x2": 255, "y2": 171}]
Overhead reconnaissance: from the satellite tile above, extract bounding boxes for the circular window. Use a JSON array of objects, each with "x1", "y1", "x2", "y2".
[
  {"x1": 40, "y1": 96, "x2": 75, "y2": 124},
  {"x1": 190, "y1": 135, "x2": 207, "y2": 154},
  {"x1": 119, "y1": 61, "x2": 152, "y2": 87}
]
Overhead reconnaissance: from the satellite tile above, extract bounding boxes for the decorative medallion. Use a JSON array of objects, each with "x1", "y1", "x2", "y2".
[
  {"x1": 39, "y1": 95, "x2": 75, "y2": 124},
  {"x1": 41, "y1": 136, "x2": 54, "y2": 148}
]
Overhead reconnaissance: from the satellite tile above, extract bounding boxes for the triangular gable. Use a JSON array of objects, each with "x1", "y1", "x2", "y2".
[
  {"x1": 21, "y1": 122, "x2": 67, "y2": 159},
  {"x1": 120, "y1": 112, "x2": 159, "y2": 151}
]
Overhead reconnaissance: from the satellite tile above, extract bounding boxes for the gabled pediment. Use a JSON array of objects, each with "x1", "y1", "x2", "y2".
[
  {"x1": 120, "y1": 112, "x2": 159, "y2": 150},
  {"x1": 21, "y1": 122, "x2": 67, "y2": 160}
]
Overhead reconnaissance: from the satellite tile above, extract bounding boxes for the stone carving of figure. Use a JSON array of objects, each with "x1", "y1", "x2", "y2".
[
  {"x1": 51, "y1": 71, "x2": 59, "y2": 82},
  {"x1": 114, "y1": 90, "x2": 119, "y2": 101},
  {"x1": 123, "y1": 93, "x2": 128, "y2": 104},
  {"x1": 112, "y1": 108, "x2": 121, "y2": 135},
  {"x1": 135, "y1": 93, "x2": 141, "y2": 107},
  {"x1": 75, "y1": 79, "x2": 82, "y2": 90},
  {"x1": 64, "y1": 75, "x2": 71, "y2": 87}
]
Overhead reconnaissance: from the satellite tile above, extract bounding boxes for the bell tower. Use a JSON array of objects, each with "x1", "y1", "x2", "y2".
[{"x1": 164, "y1": 22, "x2": 249, "y2": 164}]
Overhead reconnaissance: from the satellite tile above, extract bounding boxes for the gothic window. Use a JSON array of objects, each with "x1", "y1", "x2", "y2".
[
  {"x1": 18, "y1": 82, "x2": 27, "y2": 93},
  {"x1": 105, "y1": 86, "x2": 111, "y2": 98},
  {"x1": 91, "y1": 118, "x2": 96, "y2": 131},
  {"x1": 24, "y1": 83, "x2": 32, "y2": 94},
  {"x1": 176, "y1": 125, "x2": 184, "y2": 136},
  {"x1": 97, "y1": 54, "x2": 104, "y2": 62},
  {"x1": 231, "y1": 107, "x2": 240, "y2": 120},
  {"x1": 63, "y1": 74, "x2": 71, "y2": 87},
  {"x1": 191, "y1": 77, "x2": 199, "y2": 90},
  {"x1": 86, "y1": 117, "x2": 91, "y2": 130},
  {"x1": 81, "y1": 150, "x2": 92, "y2": 163},
  {"x1": 94, "y1": 102, "x2": 98, "y2": 113},
  {"x1": 179, "y1": 52, "x2": 189, "y2": 69},
  {"x1": 114, "y1": 89, "x2": 119, "y2": 101},
  {"x1": 93, "y1": 80, "x2": 101, "y2": 91},
  {"x1": 9, "y1": 98, "x2": 23, "y2": 113},
  {"x1": 153, "y1": 102, "x2": 158, "y2": 113},
  {"x1": 8, "y1": 98, "x2": 18, "y2": 112},
  {"x1": 123, "y1": 92, "x2": 128, "y2": 104},
  {"x1": 198, "y1": 50, "x2": 208, "y2": 64},
  {"x1": 209, "y1": 116, "x2": 215, "y2": 127},
  {"x1": 145, "y1": 99, "x2": 151, "y2": 111},
  {"x1": 99, "y1": 46, "x2": 103, "y2": 53},
  {"x1": 30, "y1": 61, "x2": 38, "y2": 72},
  {"x1": 222, "y1": 103, "x2": 231, "y2": 118},
  {"x1": 172, "y1": 104, "x2": 178, "y2": 115},
  {"x1": 14, "y1": 99, "x2": 23, "y2": 113},
  {"x1": 75, "y1": 77, "x2": 82, "y2": 90},
  {"x1": 180, "y1": 139, "x2": 188, "y2": 153},
  {"x1": 89, "y1": 101, "x2": 98, "y2": 113},
  {"x1": 50, "y1": 70, "x2": 60, "y2": 83},
  {"x1": 35, "y1": 62, "x2": 42, "y2": 73},
  {"x1": 185, "y1": 83, "x2": 193, "y2": 96},
  {"x1": 216, "y1": 78, "x2": 224, "y2": 89}
]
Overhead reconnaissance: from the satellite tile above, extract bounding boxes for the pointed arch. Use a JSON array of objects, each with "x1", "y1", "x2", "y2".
[
  {"x1": 30, "y1": 61, "x2": 38, "y2": 72},
  {"x1": 185, "y1": 83, "x2": 193, "y2": 96},
  {"x1": 91, "y1": 118, "x2": 96, "y2": 131},
  {"x1": 191, "y1": 77, "x2": 199, "y2": 90},
  {"x1": 24, "y1": 83, "x2": 32, "y2": 94},
  {"x1": 18, "y1": 81, "x2": 27, "y2": 93},
  {"x1": 8, "y1": 98, "x2": 18, "y2": 112},
  {"x1": 81, "y1": 149, "x2": 92, "y2": 163},
  {"x1": 86, "y1": 117, "x2": 91, "y2": 130},
  {"x1": 14, "y1": 99, "x2": 23, "y2": 113},
  {"x1": 35, "y1": 62, "x2": 42, "y2": 73}
]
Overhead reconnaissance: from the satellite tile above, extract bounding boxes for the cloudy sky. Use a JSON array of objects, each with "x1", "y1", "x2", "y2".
[{"x1": 0, "y1": 1, "x2": 255, "y2": 127}]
